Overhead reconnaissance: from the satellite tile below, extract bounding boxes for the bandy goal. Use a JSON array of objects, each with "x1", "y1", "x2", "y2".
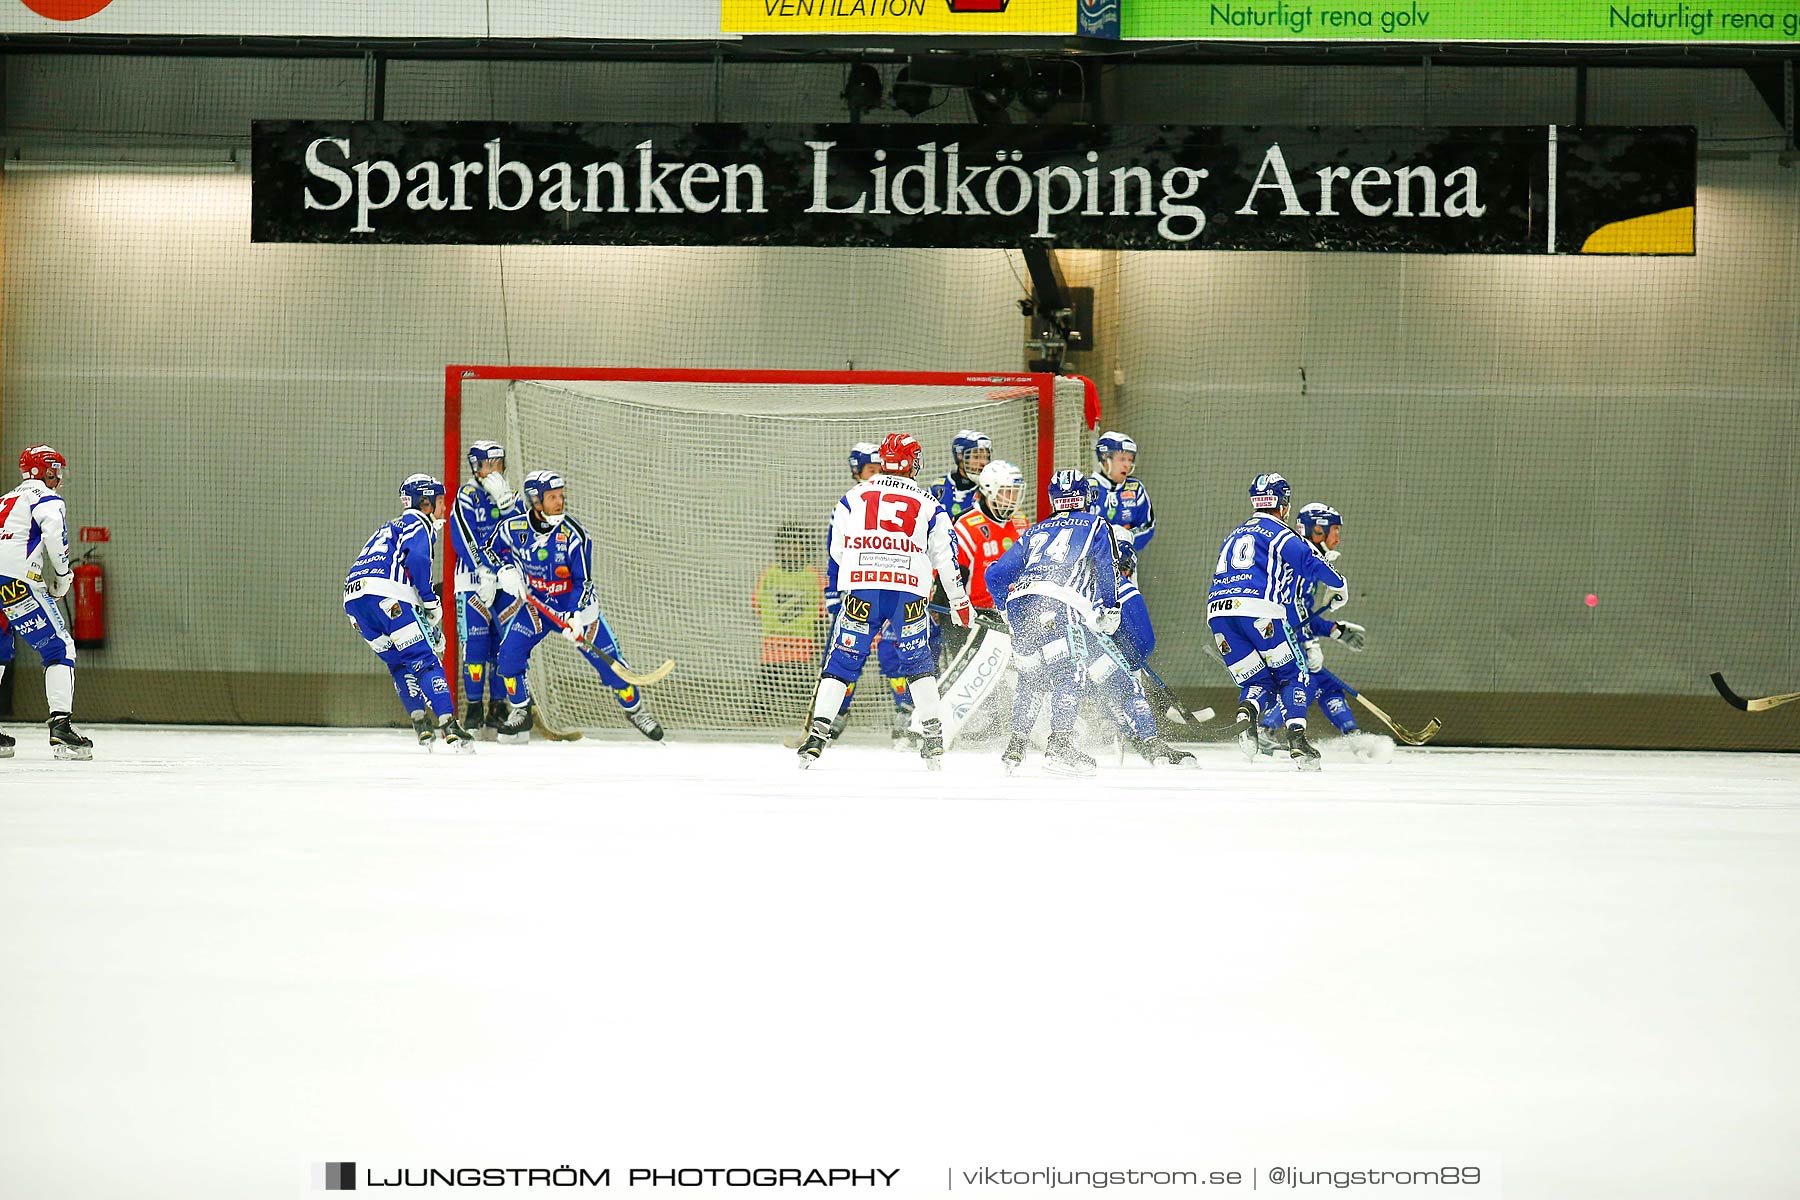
[{"x1": 444, "y1": 366, "x2": 1098, "y2": 735}]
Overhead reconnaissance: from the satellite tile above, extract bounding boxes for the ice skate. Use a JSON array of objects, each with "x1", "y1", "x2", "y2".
[
  {"x1": 1256, "y1": 723, "x2": 1285, "y2": 757},
  {"x1": 1134, "y1": 737, "x2": 1197, "y2": 768},
  {"x1": 1001, "y1": 734, "x2": 1028, "y2": 775},
  {"x1": 437, "y1": 713, "x2": 478, "y2": 753},
  {"x1": 411, "y1": 710, "x2": 434, "y2": 747},
  {"x1": 1044, "y1": 732, "x2": 1096, "y2": 778},
  {"x1": 1234, "y1": 704, "x2": 1260, "y2": 761},
  {"x1": 48, "y1": 712, "x2": 93, "y2": 761},
  {"x1": 480, "y1": 698, "x2": 507, "y2": 742},
  {"x1": 0, "y1": 729, "x2": 15, "y2": 759},
  {"x1": 626, "y1": 707, "x2": 665, "y2": 742},
  {"x1": 795, "y1": 718, "x2": 832, "y2": 768},
  {"x1": 919, "y1": 717, "x2": 944, "y2": 771},
  {"x1": 891, "y1": 704, "x2": 921, "y2": 750},
  {"x1": 496, "y1": 701, "x2": 533, "y2": 744},
  {"x1": 1287, "y1": 726, "x2": 1322, "y2": 772}
]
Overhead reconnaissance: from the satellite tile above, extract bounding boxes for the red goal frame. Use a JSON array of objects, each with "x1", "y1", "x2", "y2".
[{"x1": 441, "y1": 365, "x2": 1099, "y2": 690}]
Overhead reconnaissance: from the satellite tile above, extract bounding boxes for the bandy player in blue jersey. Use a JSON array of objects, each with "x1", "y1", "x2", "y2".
[
  {"x1": 797, "y1": 433, "x2": 972, "y2": 771},
  {"x1": 1255, "y1": 503, "x2": 1387, "y2": 761},
  {"x1": 1208, "y1": 472, "x2": 1346, "y2": 771},
  {"x1": 985, "y1": 476, "x2": 1191, "y2": 775},
  {"x1": 449, "y1": 440, "x2": 525, "y2": 739},
  {"x1": 343, "y1": 473, "x2": 476, "y2": 752},
  {"x1": 484, "y1": 470, "x2": 664, "y2": 744},
  {"x1": 1087, "y1": 431, "x2": 1156, "y2": 555},
  {"x1": 930, "y1": 429, "x2": 992, "y2": 524}
]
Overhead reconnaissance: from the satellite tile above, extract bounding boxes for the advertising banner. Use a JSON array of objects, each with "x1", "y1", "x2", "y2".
[
  {"x1": 252, "y1": 121, "x2": 1696, "y2": 255},
  {"x1": 721, "y1": 0, "x2": 1118, "y2": 37},
  {"x1": 1122, "y1": 0, "x2": 1799, "y2": 42},
  {"x1": 1, "y1": 0, "x2": 718, "y2": 39}
]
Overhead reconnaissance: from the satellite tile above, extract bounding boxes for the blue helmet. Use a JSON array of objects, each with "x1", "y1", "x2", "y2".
[
  {"x1": 399, "y1": 472, "x2": 447, "y2": 510},
  {"x1": 1116, "y1": 542, "x2": 1138, "y2": 577},
  {"x1": 466, "y1": 440, "x2": 505, "y2": 476},
  {"x1": 1295, "y1": 502, "x2": 1342, "y2": 540},
  {"x1": 1095, "y1": 430, "x2": 1138, "y2": 465},
  {"x1": 1248, "y1": 472, "x2": 1292, "y2": 512},
  {"x1": 1046, "y1": 468, "x2": 1089, "y2": 512},
  {"x1": 523, "y1": 469, "x2": 566, "y2": 508},
  {"x1": 848, "y1": 442, "x2": 880, "y2": 480},
  {"x1": 951, "y1": 430, "x2": 993, "y2": 472}
]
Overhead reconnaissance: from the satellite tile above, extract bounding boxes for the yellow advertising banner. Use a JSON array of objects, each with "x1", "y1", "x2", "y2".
[{"x1": 722, "y1": 0, "x2": 1082, "y2": 36}]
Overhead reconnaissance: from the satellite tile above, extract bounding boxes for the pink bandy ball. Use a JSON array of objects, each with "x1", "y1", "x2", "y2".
[{"x1": 1584, "y1": 594, "x2": 1599, "y2": 608}]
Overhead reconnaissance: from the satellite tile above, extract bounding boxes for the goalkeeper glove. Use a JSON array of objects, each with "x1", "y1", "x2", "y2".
[
  {"x1": 496, "y1": 565, "x2": 526, "y2": 600},
  {"x1": 1330, "y1": 621, "x2": 1368, "y2": 651},
  {"x1": 1095, "y1": 606, "x2": 1122, "y2": 636},
  {"x1": 561, "y1": 612, "x2": 593, "y2": 644}
]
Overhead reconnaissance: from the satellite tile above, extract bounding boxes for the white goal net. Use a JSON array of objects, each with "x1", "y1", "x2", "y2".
[{"x1": 449, "y1": 370, "x2": 1093, "y2": 736}]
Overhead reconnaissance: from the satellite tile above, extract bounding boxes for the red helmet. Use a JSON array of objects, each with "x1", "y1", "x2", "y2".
[
  {"x1": 877, "y1": 433, "x2": 921, "y2": 477},
  {"x1": 19, "y1": 445, "x2": 66, "y2": 482}
]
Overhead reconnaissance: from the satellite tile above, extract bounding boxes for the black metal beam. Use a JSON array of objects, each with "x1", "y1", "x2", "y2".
[{"x1": 0, "y1": 32, "x2": 1794, "y2": 68}]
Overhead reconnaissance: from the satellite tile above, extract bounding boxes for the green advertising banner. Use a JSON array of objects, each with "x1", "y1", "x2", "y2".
[{"x1": 1124, "y1": 0, "x2": 1800, "y2": 41}]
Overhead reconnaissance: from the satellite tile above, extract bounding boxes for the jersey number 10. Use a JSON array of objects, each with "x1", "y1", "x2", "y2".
[{"x1": 1215, "y1": 534, "x2": 1257, "y2": 575}]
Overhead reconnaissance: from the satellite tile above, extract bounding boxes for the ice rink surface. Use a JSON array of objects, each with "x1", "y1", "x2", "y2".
[{"x1": 2, "y1": 726, "x2": 1798, "y2": 1199}]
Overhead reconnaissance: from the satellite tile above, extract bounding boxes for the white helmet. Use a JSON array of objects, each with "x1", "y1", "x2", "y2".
[{"x1": 976, "y1": 459, "x2": 1025, "y2": 521}]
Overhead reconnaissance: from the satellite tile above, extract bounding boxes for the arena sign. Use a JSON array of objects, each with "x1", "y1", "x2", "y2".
[
  {"x1": 1124, "y1": 0, "x2": 1799, "y2": 40},
  {"x1": 252, "y1": 122, "x2": 1696, "y2": 255}
]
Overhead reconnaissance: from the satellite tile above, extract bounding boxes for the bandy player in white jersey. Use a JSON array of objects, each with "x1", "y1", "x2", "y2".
[
  {"x1": 797, "y1": 432, "x2": 972, "y2": 771},
  {"x1": 0, "y1": 444, "x2": 92, "y2": 759}
]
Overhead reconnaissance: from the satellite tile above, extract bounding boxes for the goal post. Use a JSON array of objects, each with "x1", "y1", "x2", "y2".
[{"x1": 442, "y1": 366, "x2": 1099, "y2": 734}]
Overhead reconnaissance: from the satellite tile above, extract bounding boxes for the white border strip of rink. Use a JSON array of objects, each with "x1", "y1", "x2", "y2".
[{"x1": 1547, "y1": 124, "x2": 1558, "y2": 255}]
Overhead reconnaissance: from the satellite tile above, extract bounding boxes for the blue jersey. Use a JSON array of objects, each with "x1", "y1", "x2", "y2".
[
  {"x1": 1087, "y1": 471, "x2": 1156, "y2": 552},
  {"x1": 344, "y1": 509, "x2": 439, "y2": 607},
  {"x1": 984, "y1": 510, "x2": 1119, "y2": 626},
  {"x1": 1115, "y1": 575, "x2": 1155, "y2": 669},
  {"x1": 484, "y1": 514, "x2": 597, "y2": 620},
  {"x1": 449, "y1": 480, "x2": 524, "y2": 590},
  {"x1": 1208, "y1": 514, "x2": 1345, "y2": 621},
  {"x1": 931, "y1": 472, "x2": 981, "y2": 524}
]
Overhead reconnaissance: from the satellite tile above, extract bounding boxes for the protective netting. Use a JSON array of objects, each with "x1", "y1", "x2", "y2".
[
  {"x1": 453, "y1": 374, "x2": 1090, "y2": 734},
  {"x1": 1, "y1": 55, "x2": 1795, "y2": 748}
]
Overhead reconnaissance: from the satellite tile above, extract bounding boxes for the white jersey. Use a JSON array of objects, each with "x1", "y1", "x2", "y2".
[
  {"x1": 0, "y1": 478, "x2": 71, "y2": 584},
  {"x1": 828, "y1": 473, "x2": 968, "y2": 603}
]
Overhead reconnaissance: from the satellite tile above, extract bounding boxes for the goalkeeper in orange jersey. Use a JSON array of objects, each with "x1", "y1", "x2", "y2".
[{"x1": 952, "y1": 459, "x2": 1030, "y2": 618}]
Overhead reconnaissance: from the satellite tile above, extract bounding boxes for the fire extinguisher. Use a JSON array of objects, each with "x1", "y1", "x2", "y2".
[{"x1": 72, "y1": 531, "x2": 108, "y2": 650}]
